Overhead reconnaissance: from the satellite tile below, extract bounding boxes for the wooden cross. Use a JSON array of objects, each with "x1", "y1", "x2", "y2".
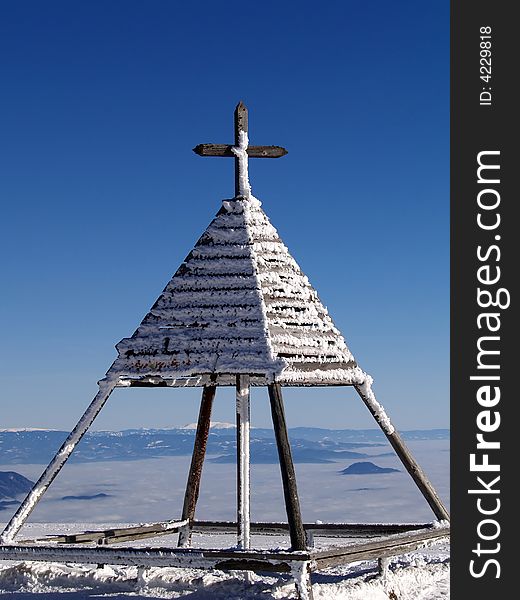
[{"x1": 193, "y1": 101, "x2": 288, "y2": 197}]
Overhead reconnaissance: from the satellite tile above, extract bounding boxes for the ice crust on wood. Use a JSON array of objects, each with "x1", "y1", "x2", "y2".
[
  {"x1": 356, "y1": 376, "x2": 395, "y2": 435},
  {"x1": 231, "y1": 130, "x2": 252, "y2": 198},
  {"x1": 236, "y1": 375, "x2": 251, "y2": 550}
]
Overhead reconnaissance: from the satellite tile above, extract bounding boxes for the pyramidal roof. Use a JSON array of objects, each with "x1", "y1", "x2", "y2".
[{"x1": 106, "y1": 195, "x2": 364, "y2": 387}]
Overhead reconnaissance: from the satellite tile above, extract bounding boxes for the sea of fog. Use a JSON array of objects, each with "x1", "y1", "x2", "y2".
[{"x1": 1, "y1": 439, "x2": 449, "y2": 525}]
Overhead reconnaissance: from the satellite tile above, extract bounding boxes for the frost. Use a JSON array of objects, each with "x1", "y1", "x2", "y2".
[
  {"x1": 279, "y1": 366, "x2": 366, "y2": 385},
  {"x1": 356, "y1": 375, "x2": 395, "y2": 435},
  {"x1": 290, "y1": 562, "x2": 313, "y2": 600},
  {"x1": 231, "y1": 130, "x2": 252, "y2": 198},
  {"x1": 236, "y1": 377, "x2": 251, "y2": 550},
  {"x1": 432, "y1": 520, "x2": 450, "y2": 530}
]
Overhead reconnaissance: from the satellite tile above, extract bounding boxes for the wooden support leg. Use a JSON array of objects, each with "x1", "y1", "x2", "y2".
[
  {"x1": 355, "y1": 379, "x2": 450, "y2": 522},
  {"x1": 178, "y1": 381, "x2": 216, "y2": 547},
  {"x1": 267, "y1": 383, "x2": 307, "y2": 551},
  {"x1": 293, "y1": 561, "x2": 314, "y2": 600},
  {"x1": 1, "y1": 378, "x2": 117, "y2": 543},
  {"x1": 236, "y1": 375, "x2": 251, "y2": 550}
]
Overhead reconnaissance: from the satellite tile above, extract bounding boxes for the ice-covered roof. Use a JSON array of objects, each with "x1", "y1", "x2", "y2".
[{"x1": 106, "y1": 194, "x2": 363, "y2": 388}]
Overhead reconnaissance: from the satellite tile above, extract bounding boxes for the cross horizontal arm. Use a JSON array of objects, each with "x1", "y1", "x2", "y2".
[{"x1": 193, "y1": 144, "x2": 288, "y2": 158}]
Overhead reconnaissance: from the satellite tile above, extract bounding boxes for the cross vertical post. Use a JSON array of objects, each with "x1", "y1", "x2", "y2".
[{"x1": 234, "y1": 101, "x2": 248, "y2": 197}]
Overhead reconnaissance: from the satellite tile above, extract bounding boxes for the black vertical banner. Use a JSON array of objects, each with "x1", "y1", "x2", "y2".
[{"x1": 451, "y1": 1, "x2": 517, "y2": 598}]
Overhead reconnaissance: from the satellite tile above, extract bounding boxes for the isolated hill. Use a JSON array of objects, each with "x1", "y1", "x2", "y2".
[
  {"x1": 61, "y1": 493, "x2": 111, "y2": 501},
  {"x1": 340, "y1": 461, "x2": 400, "y2": 475},
  {"x1": 0, "y1": 471, "x2": 34, "y2": 500}
]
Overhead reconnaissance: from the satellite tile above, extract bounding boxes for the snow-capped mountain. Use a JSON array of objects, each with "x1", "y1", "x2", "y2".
[{"x1": 180, "y1": 421, "x2": 236, "y2": 430}]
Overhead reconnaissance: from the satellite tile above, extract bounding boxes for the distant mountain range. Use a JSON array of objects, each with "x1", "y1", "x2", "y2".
[{"x1": 0, "y1": 426, "x2": 448, "y2": 466}]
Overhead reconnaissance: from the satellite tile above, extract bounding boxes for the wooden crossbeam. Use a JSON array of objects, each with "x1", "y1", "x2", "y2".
[
  {"x1": 189, "y1": 520, "x2": 435, "y2": 538},
  {"x1": 311, "y1": 527, "x2": 450, "y2": 569},
  {"x1": 37, "y1": 520, "x2": 437, "y2": 546},
  {"x1": 99, "y1": 528, "x2": 183, "y2": 545},
  {"x1": 0, "y1": 543, "x2": 311, "y2": 569},
  {"x1": 42, "y1": 519, "x2": 188, "y2": 545},
  {"x1": 193, "y1": 144, "x2": 287, "y2": 158}
]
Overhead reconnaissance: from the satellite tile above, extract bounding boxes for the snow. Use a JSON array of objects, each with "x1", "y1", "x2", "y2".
[
  {"x1": 355, "y1": 376, "x2": 395, "y2": 435},
  {"x1": 0, "y1": 524, "x2": 450, "y2": 598},
  {"x1": 231, "y1": 130, "x2": 252, "y2": 198},
  {"x1": 180, "y1": 421, "x2": 236, "y2": 430},
  {"x1": 0, "y1": 430, "x2": 57, "y2": 433}
]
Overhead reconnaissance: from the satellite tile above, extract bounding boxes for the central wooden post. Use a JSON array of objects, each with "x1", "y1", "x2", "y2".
[
  {"x1": 236, "y1": 374, "x2": 251, "y2": 549},
  {"x1": 268, "y1": 383, "x2": 307, "y2": 551}
]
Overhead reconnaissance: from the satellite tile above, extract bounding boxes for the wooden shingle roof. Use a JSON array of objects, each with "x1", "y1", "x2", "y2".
[{"x1": 107, "y1": 196, "x2": 364, "y2": 387}]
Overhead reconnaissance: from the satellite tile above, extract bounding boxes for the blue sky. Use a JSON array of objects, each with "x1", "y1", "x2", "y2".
[{"x1": 0, "y1": 1, "x2": 449, "y2": 431}]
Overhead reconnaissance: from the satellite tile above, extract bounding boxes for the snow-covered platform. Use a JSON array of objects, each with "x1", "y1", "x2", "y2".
[{"x1": 0, "y1": 520, "x2": 450, "y2": 599}]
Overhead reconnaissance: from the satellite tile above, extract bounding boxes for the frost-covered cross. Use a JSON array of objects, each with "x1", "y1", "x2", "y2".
[{"x1": 193, "y1": 101, "x2": 288, "y2": 198}]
